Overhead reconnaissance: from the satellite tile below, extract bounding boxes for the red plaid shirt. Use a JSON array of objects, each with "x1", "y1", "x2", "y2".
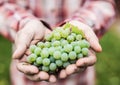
[{"x1": 0, "y1": 0, "x2": 115, "y2": 85}]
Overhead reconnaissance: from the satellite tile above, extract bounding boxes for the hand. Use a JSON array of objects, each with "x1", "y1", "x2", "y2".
[
  {"x1": 13, "y1": 20, "x2": 54, "y2": 82},
  {"x1": 58, "y1": 20, "x2": 102, "y2": 78}
]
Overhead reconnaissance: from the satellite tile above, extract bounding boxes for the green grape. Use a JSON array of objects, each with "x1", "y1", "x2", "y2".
[
  {"x1": 37, "y1": 42, "x2": 44, "y2": 48},
  {"x1": 42, "y1": 66, "x2": 49, "y2": 72},
  {"x1": 45, "y1": 34, "x2": 52, "y2": 41},
  {"x1": 42, "y1": 58, "x2": 50, "y2": 66},
  {"x1": 49, "y1": 63, "x2": 57, "y2": 71},
  {"x1": 41, "y1": 49, "x2": 49, "y2": 58},
  {"x1": 34, "y1": 47, "x2": 41, "y2": 56},
  {"x1": 55, "y1": 27, "x2": 63, "y2": 33},
  {"x1": 30, "y1": 45, "x2": 36, "y2": 53},
  {"x1": 27, "y1": 54, "x2": 37, "y2": 63},
  {"x1": 71, "y1": 41, "x2": 77, "y2": 47},
  {"x1": 61, "y1": 40, "x2": 68, "y2": 47},
  {"x1": 76, "y1": 34, "x2": 82, "y2": 40},
  {"x1": 77, "y1": 53, "x2": 83, "y2": 59},
  {"x1": 49, "y1": 56, "x2": 55, "y2": 63},
  {"x1": 61, "y1": 53, "x2": 69, "y2": 62},
  {"x1": 71, "y1": 33, "x2": 76, "y2": 38},
  {"x1": 55, "y1": 46, "x2": 62, "y2": 51},
  {"x1": 82, "y1": 48, "x2": 89, "y2": 56},
  {"x1": 74, "y1": 46, "x2": 81, "y2": 54},
  {"x1": 63, "y1": 62, "x2": 70, "y2": 68},
  {"x1": 70, "y1": 60, "x2": 76, "y2": 64},
  {"x1": 64, "y1": 44, "x2": 73, "y2": 53},
  {"x1": 82, "y1": 39, "x2": 90, "y2": 48},
  {"x1": 69, "y1": 51, "x2": 77, "y2": 60},
  {"x1": 65, "y1": 28, "x2": 70, "y2": 35},
  {"x1": 44, "y1": 42, "x2": 51, "y2": 48},
  {"x1": 33, "y1": 62, "x2": 39, "y2": 66},
  {"x1": 67, "y1": 35, "x2": 74, "y2": 42},
  {"x1": 36, "y1": 57, "x2": 43, "y2": 65},
  {"x1": 52, "y1": 41, "x2": 60, "y2": 47},
  {"x1": 51, "y1": 38, "x2": 57, "y2": 42},
  {"x1": 55, "y1": 60, "x2": 63, "y2": 67},
  {"x1": 53, "y1": 51, "x2": 61, "y2": 59},
  {"x1": 53, "y1": 32, "x2": 61, "y2": 40},
  {"x1": 78, "y1": 40, "x2": 90, "y2": 48},
  {"x1": 48, "y1": 47, "x2": 55, "y2": 55},
  {"x1": 61, "y1": 30, "x2": 69, "y2": 38}
]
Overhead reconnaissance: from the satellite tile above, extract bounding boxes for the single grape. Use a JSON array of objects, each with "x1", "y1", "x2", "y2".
[
  {"x1": 78, "y1": 40, "x2": 90, "y2": 48},
  {"x1": 53, "y1": 32, "x2": 61, "y2": 40},
  {"x1": 65, "y1": 28, "x2": 70, "y2": 35},
  {"x1": 34, "y1": 47, "x2": 41, "y2": 56},
  {"x1": 36, "y1": 57, "x2": 43, "y2": 65},
  {"x1": 61, "y1": 40, "x2": 68, "y2": 47},
  {"x1": 82, "y1": 48, "x2": 89, "y2": 56},
  {"x1": 74, "y1": 46, "x2": 81, "y2": 54},
  {"x1": 41, "y1": 49, "x2": 49, "y2": 58},
  {"x1": 55, "y1": 46, "x2": 62, "y2": 51},
  {"x1": 71, "y1": 33, "x2": 76, "y2": 38},
  {"x1": 71, "y1": 41, "x2": 77, "y2": 47},
  {"x1": 42, "y1": 66, "x2": 49, "y2": 72},
  {"x1": 63, "y1": 62, "x2": 70, "y2": 68},
  {"x1": 45, "y1": 34, "x2": 52, "y2": 41},
  {"x1": 61, "y1": 30, "x2": 69, "y2": 38},
  {"x1": 69, "y1": 51, "x2": 77, "y2": 60},
  {"x1": 33, "y1": 62, "x2": 39, "y2": 66},
  {"x1": 27, "y1": 54, "x2": 37, "y2": 63},
  {"x1": 64, "y1": 44, "x2": 73, "y2": 53},
  {"x1": 30, "y1": 45, "x2": 36, "y2": 53},
  {"x1": 52, "y1": 41, "x2": 60, "y2": 47},
  {"x1": 49, "y1": 63, "x2": 57, "y2": 71},
  {"x1": 55, "y1": 60, "x2": 63, "y2": 67},
  {"x1": 49, "y1": 56, "x2": 55, "y2": 63},
  {"x1": 82, "y1": 39, "x2": 90, "y2": 48},
  {"x1": 55, "y1": 27, "x2": 63, "y2": 33},
  {"x1": 42, "y1": 58, "x2": 50, "y2": 66},
  {"x1": 61, "y1": 53, "x2": 69, "y2": 62},
  {"x1": 67, "y1": 35, "x2": 74, "y2": 42},
  {"x1": 53, "y1": 51, "x2": 61, "y2": 59},
  {"x1": 48, "y1": 47, "x2": 55, "y2": 55},
  {"x1": 76, "y1": 34, "x2": 82, "y2": 40},
  {"x1": 44, "y1": 42, "x2": 51, "y2": 48},
  {"x1": 37, "y1": 42, "x2": 44, "y2": 48},
  {"x1": 77, "y1": 53, "x2": 83, "y2": 59}
]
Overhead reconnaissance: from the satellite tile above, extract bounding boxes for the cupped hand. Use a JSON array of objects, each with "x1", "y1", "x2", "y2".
[
  {"x1": 12, "y1": 19, "x2": 55, "y2": 82},
  {"x1": 58, "y1": 20, "x2": 102, "y2": 78}
]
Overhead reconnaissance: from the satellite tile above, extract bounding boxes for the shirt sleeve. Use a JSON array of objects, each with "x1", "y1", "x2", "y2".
[{"x1": 65, "y1": 0, "x2": 116, "y2": 38}]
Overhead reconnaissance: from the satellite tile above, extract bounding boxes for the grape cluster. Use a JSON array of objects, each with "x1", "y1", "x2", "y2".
[{"x1": 27, "y1": 23, "x2": 90, "y2": 74}]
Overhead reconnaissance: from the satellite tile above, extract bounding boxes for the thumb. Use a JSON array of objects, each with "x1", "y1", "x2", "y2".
[{"x1": 13, "y1": 30, "x2": 33, "y2": 59}]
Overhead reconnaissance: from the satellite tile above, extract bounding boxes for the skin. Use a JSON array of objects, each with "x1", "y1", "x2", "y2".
[{"x1": 12, "y1": 20, "x2": 102, "y2": 82}]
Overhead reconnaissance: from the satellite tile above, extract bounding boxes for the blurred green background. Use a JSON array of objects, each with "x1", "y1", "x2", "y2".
[{"x1": 0, "y1": 20, "x2": 120, "y2": 85}]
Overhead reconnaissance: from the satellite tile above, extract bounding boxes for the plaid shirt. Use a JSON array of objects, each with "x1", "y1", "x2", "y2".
[{"x1": 0, "y1": 0, "x2": 115, "y2": 85}]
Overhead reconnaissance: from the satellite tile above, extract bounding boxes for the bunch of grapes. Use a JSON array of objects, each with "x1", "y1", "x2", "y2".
[{"x1": 27, "y1": 23, "x2": 90, "y2": 74}]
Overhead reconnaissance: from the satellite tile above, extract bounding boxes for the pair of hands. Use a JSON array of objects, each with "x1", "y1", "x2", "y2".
[{"x1": 13, "y1": 20, "x2": 102, "y2": 82}]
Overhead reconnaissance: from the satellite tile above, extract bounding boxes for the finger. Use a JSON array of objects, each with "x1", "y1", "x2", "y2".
[
  {"x1": 65, "y1": 64, "x2": 77, "y2": 75},
  {"x1": 76, "y1": 50, "x2": 97, "y2": 67},
  {"x1": 49, "y1": 75, "x2": 57, "y2": 83},
  {"x1": 59, "y1": 69, "x2": 67, "y2": 79},
  {"x1": 17, "y1": 62, "x2": 39, "y2": 74},
  {"x1": 84, "y1": 27, "x2": 102, "y2": 52},
  {"x1": 25, "y1": 74, "x2": 40, "y2": 81},
  {"x1": 38, "y1": 71, "x2": 49, "y2": 80},
  {"x1": 13, "y1": 30, "x2": 33, "y2": 59}
]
